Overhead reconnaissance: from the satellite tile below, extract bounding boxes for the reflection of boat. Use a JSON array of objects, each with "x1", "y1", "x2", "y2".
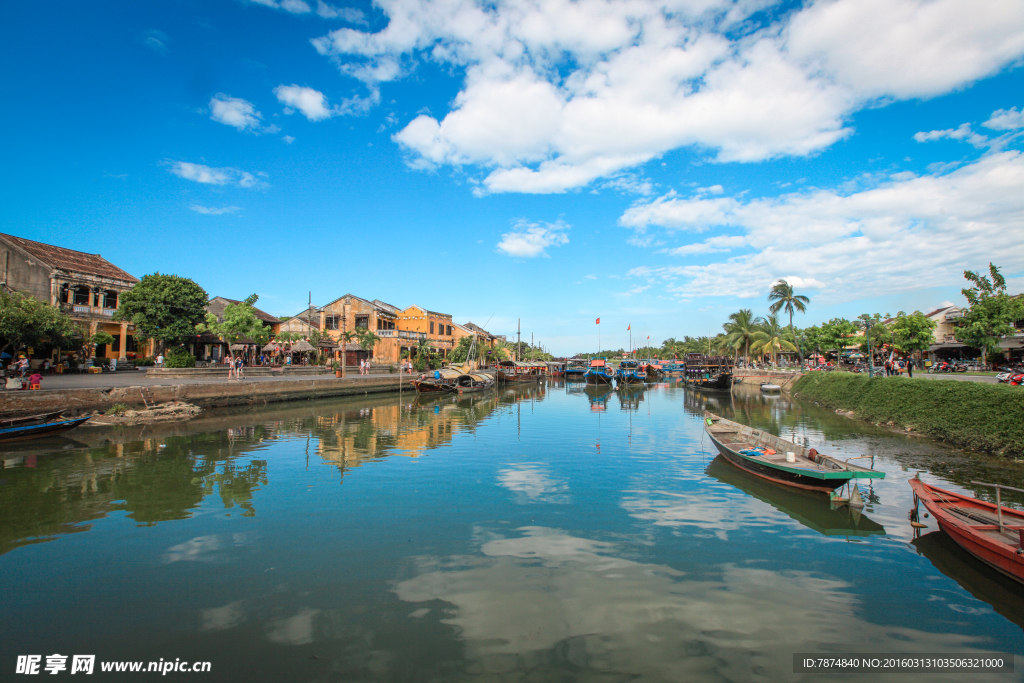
[
  {"x1": 584, "y1": 384, "x2": 613, "y2": 411},
  {"x1": 615, "y1": 360, "x2": 646, "y2": 386},
  {"x1": 617, "y1": 386, "x2": 644, "y2": 411},
  {"x1": 909, "y1": 476, "x2": 1024, "y2": 585},
  {"x1": 704, "y1": 411, "x2": 885, "y2": 492},
  {"x1": 584, "y1": 358, "x2": 614, "y2": 385},
  {"x1": 912, "y1": 531, "x2": 1024, "y2": 630},
  {"x1": 0, "y1": 416, "x2": 92, "y2": 442},
  {"x1": 706, "y1": 456, "x2": 885, "y2": 537}
]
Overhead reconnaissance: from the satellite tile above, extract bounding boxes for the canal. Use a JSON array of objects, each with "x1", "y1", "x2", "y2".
[{"x1": 1, "y1": 381, "x2": 1022, "y2": 681}]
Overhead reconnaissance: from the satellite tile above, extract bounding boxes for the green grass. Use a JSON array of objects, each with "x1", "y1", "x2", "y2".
[{"x1": 793, "y1": 373, "x2": 1024, "y2": 457}]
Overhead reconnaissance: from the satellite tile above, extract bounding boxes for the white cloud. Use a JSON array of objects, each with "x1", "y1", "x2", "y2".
[
  {"x1": 282, "y1": 135, "x2": 296, "y2": 144},
  {"x1": 307, "y1": 0, "x2": 1024, "y2": 193},
  {"x1": 275, "y1": 85, "x2": 334, "y2": 121},
  {"x1": 584, "y1": 274, "x2": 597, "y2": 280},
  {"x1": 142, "y1": 29, "x2": 169, "y2": 55},
  {"x1": 190, "y1": 205, "x2": 242, "y2": 215},
  {"x1": 913, "y1": 123, "x2": 988, "y2": 147},
  {"x1": 168, "y1": 161, "x2": 267, "y2": 188},
  {"x1": 317, "y1": 1, "x2": 365, "y2": 22},
  {"x1": 248, "y1": 0, "x2": 312, "y2": 13},
  {"x1": 496, "y1": 219, "x2": 569, "y2": 258},
  {"x1": 621, "y1": 150, "x2": 1024, "y2": 300},
  {"x1": 985, "y1": 106, "x2": 1024, "y2": 131},
  {"x1": 209, "y1": 94, "x2": 263, "y2": 132}
]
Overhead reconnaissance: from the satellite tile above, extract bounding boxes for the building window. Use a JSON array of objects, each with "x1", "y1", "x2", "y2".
[
  {"x1": 325, "y1": 315, "x2": 338, "y2": 330},
  {"x1": 355, "y1": 315, "x2": 369, "y2": 329},
  {"x1": 430, "y1": 321, "x2": 434, "y2": 335},
  {"x1": 73, "y1": 286, "x2": 90, "y2": 306},
  {"x1": 446, "y1": 325, "x2": 452, "y2": 336}
]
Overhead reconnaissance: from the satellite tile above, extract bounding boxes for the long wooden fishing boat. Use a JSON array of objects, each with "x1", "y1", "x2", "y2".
[
  {"x1": 615, "y1": 360, "x2": 646, "y2": 386},
  {"x1": 640, "y1": 361, "x2": 661, "y2": 380},
  {"x1": 0, "y1": 416, "x2": 92, "y2": 443},
  {"x1": 456, "y1": 372, "x2": 495, "y2": 394},
  {"x1": 909, "y1": 476, "x2": 1024, "y2": 585},
  {"x1": 411, "y1": 368, "x2": 463, "y2": 393},
  {"x1": 545, "y1": 361, "x2": 566, "y2": 377},
  {"x1": 496, "y1": 360, "x2": 545, "y2": 383},
  {"x1": 684, "y1": 353, "x2": 733, "y2": 390},
  {"x1": 0, "y1": 410, "x2": 66, "y2": 427},
  {"x1": 704, "y1": 411, "x2": 885, "y2": 492},
  {"x1": 584, "y1": 358, "x2": 614, "y2": 385}
]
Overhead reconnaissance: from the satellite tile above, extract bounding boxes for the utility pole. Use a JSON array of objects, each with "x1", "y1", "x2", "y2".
[{"x1": 517, "y1": 318, "x2": 521, "y2": 362}]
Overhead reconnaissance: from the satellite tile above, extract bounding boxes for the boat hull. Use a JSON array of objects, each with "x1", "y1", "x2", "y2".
[
  {"x1": 711, "y1": 436, "x2": 846, "y2": 492},
  {"x1": 410, "y1": 380, "x2": 454, "y2": 394},
  {"x1": 0, "y1": 417, "x2": 91, "y2": 442},
  {"x1": 585, "y1": 372, "x2": 613, "y2": 385},
  {"x1": 910, "y1": 479, "x2": 1024, "y2": 585},
  {"x1": 689, "y1": 373, "x2": 733, "y2": 390}
]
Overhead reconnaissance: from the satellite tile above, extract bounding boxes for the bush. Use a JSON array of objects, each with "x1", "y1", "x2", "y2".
[
  {"x1": 164, "y1": 347, "x2": 196, "y2": 368},
  {"x1": 134, "y1": 357, "x2": 155, "y2": 367},
  {"x1": 93, "y1": 357, "x2": 109, "y2": 369},
  {"x1": 793, "y1": 372, "x2": 1024, "y2": 457},
  {"x1": 106, "y1": 403, "x2": 129, "y2": 415}
]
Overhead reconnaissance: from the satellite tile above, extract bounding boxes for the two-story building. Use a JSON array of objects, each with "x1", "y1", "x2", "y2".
[
  {"x1": 0, "y1": 232, "x2": 141, "y2": 361},
  {"x1": 399, "y1": 305, "x2": 455, "y2": 360}
]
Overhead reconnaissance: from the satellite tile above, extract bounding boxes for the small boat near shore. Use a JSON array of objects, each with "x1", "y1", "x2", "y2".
[
  {"x1": 684, "y1": 354, "x2": 733, "y2": 390},
  {"x1": 496, "y1": 360, "x2": 544, "y2": 383},
  {"x1": 615, "y1": 360, "x2": 646, "y2": 387},
  {"x1": 0, "y1": 415, "x2": 92, "y2": 443},
  {"x1": 456, "y1": 372, "x2": 495, "y2": 394},
  {"x1": 909, "y1": 476, "x2": 1024, "y2": 585},
  {"x1": 703, "y1": 411, "x2": 885, "y2": 492},
  {"x1": 411, "y1": 368, "x2": 464, "y2": 393},
  {"x1": 566, "y1": 358, "x2": 588, "y2": 380},
  {"x1": 0, "y1": 410, "x2": 66, "y2": 427},
  {"x1": 760, "y1": 382, "x2": 782, "y2": 392}
]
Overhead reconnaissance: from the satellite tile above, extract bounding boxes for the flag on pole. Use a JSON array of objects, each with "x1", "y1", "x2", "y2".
[
  {"x1": 596, "y1": 318, "x2": 600, "y2": 324},
  {"x1": 627, "y1": 324, "x2": 631, "y2": 331}
]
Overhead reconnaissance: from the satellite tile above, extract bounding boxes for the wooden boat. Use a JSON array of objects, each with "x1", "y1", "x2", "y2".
[
  {"x1": 496, "y1": 360, "x2": 543, "y2": 383},
  {"x1": 909, "y1": 476, "x2": 1024, "y2": 585},
  {"x1": 640, "y1": 361, "x2": 661, "y2": 380},
  {"x1": 0, "y1": 416, "x2": 92, "y2": 443},
  {"x1": 760, "y1": 382, "x2": 782, "y2": 392},
  {"x1": 0, "y1": 410, "x2": 65, "y2": 427},
  {"x1": 455, "y1": 372, "x2": 495, "y2": 394},
  {"x1": 411, "y1": 368, "x2": 463, "y2": 393},
  {"x1": 684, "y1": 353, "x2": 733, "y2": 390},
  {"x1": 704, "y1": 411, "x2": 885, "y2": 492},
  {"x1": 566, "y1": 358, "x2": 588, "y2": 380},
  {"x1": 584, "y1": 358, "x2": 614, "y2": 385},
  {"x1": 545, "y1": 361, "x2": 566, "y2": 377},
  {"x1": 706, "y1": 455, "x2": 885, "y2": 537},
  {"x1": 615, "y1": 360, "x2": 646, "y2": 386}
]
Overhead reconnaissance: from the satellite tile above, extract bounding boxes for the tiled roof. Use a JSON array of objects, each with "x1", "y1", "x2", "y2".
[
  {"x1": 208, "y1": 296, "x2": 280, "y2": 324},
  {"x1": 923, "y1": 306, "x2": 955, "y2": 319},
  {"x1": 0, "y1": 233, "x2": 138, "y2": 283}
]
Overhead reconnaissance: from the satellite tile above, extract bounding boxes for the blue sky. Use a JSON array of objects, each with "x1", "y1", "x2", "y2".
[{"x1": 3, "y1": 0, "x2": 1023, "y2": 354}]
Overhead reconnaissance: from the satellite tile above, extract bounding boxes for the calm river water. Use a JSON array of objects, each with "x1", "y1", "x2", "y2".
[{"x1": 2, "y1": 381, "x2": 1023, "y2": 682}]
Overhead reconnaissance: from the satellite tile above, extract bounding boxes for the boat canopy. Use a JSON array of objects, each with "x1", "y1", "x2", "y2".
[
  {"x1": 434, "y1": 368, "x2": 463, "y2": 380},
  {"x1": 589, "y1": 359, "x2": 606, "y2": 367},
  {"x1": 468, "y1": 373, "x2": 491, "y2": 382}
]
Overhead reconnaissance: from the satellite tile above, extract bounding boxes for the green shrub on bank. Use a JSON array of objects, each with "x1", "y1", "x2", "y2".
[
  {"x1": 164, "y1": 347, "x2": 196, "y2": 368},
  {"x1": 793, "y1": 373, "x2": 1024, "y2": 457}
]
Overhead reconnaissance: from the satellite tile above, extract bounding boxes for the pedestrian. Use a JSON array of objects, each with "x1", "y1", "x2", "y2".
[
  {"x1": 883, "y1": 358, "x2": 891, "y2": 376},
  {"x1": 28, "y1": 371, "x2": 42, "y2": 389},
  {"x1": 237, "y1": 355, "x2": 245, "y2": 379},
  {"x1": 226, "y1": 354, "x2": 235, "y2": 380},
  {"x1": 906, "y1": 356, "x2": 915, "y2": 378},
  {"x1": 156, "y1": 353, "x2": 164, "y2": 368}
]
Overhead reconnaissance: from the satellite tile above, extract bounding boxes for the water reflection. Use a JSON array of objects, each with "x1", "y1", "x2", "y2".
[{"x1": 583, "y1": 385, "x2": 613, "y2": 411}]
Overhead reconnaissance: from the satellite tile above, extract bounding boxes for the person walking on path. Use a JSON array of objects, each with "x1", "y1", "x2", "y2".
[
  {"x1": 237, "y1": 355, "x2": 245, "y2": 379},
  {"x1": 906, "y1": 357, "x2": 915, "y2": 378},
  {"x1": 226, "y1": 354, "x2": 235, "y2": 380},
  {"x1": 156, "y1": 353, "x2": 164, "y2": 368}
]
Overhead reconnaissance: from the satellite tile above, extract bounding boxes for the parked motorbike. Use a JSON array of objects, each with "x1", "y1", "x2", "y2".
[
  {"x1": 951, "y1": 362, "x2": 968, "y2": 373},
  {"x1": 1009, "y1": 373, "x2": 1024, "y2": 386}
]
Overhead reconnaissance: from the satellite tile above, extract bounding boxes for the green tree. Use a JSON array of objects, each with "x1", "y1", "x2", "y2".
[
  {"x1": 196, "y1": 294, "x2": 271, "y2": 346},
  {"x1": 954, "y1": 263, "x2": 1024, "y2": 366},
  {"x1": 818, "y1": 318, "x2": 857, "y2": 357},
  {"x1": 891, "y1": 311, "x2": 937, "y2": 356},
  {"x1": 0, "y1": 291, "x2": 81, "y2": 355},
  {"x1": 113, "y1": 273, "x2": 209, "y2": 347},
  {"x1": 855, "y1": 314, "x2": 891, "y2": 365},
  {"x1": 721, "y1": 309, "x2": 764, "y2": 365},
  {"x1": 751, "y1": 313, "x2": 797, "y2": 366},
  {"x1": 448, "y1": 336, "x2": 474, "y2": 363},
  {"x1": 768, "y1": 279, "x2": 810, "y2": 366}
]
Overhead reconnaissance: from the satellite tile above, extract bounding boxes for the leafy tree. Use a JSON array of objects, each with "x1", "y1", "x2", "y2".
[
  {"x1": 354, "y1": 328, "x2": 381, "y2": 355},
  {"x1": 164, "y1": 346, "x2": 196, "y2": 368},
  {"x1": 768, "y1": 279, "x2": 810, "y2": 366},
  {"x1": 489, "y1": 340, "x2": 510, "y2": 362},
  {"x1": 196, "y1": 294, "x2": 271, "y2": 346},
  {"x1": 855, "y1": 314, "x2": 890, "y2": 365},
  {"x1": 448, "y1": 336, "x2": 475, "y2": 363},
  {"x1": 751, "y1": 313, "x2": 797, "y2": 366},
  {"x1": 954, "y1": 263, "x2": 1024, "y2": 366},
  {"x1": 86, "y1": 331, "x2": 115, "y2": 358},
  {"x1": 113, "y1": 273, "x2": 209, "y2": 347},
  {"x1": 0, "y1": 291, "x2": 81, "y2": 355},
  {"x1": 891, "y1": 311, "x2": 937, "y2": 355},
  {"x1": 818, "y1": 318, "x2": 857, "y2": 357},
  {"x1": 722, "y1": 309, "x2": 764, "y2": 365}
]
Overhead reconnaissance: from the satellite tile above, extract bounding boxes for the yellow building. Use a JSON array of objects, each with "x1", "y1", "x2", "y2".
[{"x1": 399, "y1": 305, "x2": 454, "y2": 359}]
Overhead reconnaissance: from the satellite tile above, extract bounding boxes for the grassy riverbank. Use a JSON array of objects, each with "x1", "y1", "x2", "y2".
[{"x1": 792, "y1": 373, "x2": 1024, "y2": 457}]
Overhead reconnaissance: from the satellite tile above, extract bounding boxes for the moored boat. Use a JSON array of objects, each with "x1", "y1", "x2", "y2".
[
  {"x1": 684, "y1": 353, "x2": 733, "y2": 390},
  {"x1": 0, "y1": 416, "x2": 92, "y2": 443},
  {"x1": 496, "y1": 360, "x2": 543, "y2": 383},
  {"x1": 703, "y1": 411, "x2": 885, "y2": 492},
  {"x1": 0, "y1": 410, "x2": 66, "y2": 427},
  {"x1": 909, "y1": 476, "x2": 1024, "y2": 585},
  {"x1": 566, "y1": 358, "x2": 588, "y2": 380},
  {"x1": 760, "y1": 382, "x2": 782, "y2": 392},
  {"x1": 455, "y1": 372, "x2": 495, "y2": 394},
  {"x1": 584, "y1": 358, "x2": 614, "y2": 385},
  {"x1": 411, "y1": 368, "x2": 463, "y2": 393},
  {"x1": 615, "y1": 359, "x2": 646, "y2": 386}
]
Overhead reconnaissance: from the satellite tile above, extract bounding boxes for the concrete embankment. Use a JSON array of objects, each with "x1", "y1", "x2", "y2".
[
  {"x1": 733, "y1": 369, "x2": 803, "y2": 391},
  {"x1": 0, "y1": 375, "x2": 415, "y2": 417},
  {"x1": 792, "y1": 372, "x2": 1024, "y2": 457}
]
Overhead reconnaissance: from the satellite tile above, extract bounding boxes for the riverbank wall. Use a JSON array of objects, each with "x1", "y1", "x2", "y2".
[
  {"x1": 734, "y1": 370, "x2": 803, "y2": 391},
  {"x1": 0, "y1": 376, "x2": 416, "y2": 417},
  {"x1": 792, "y1": 372, "x2": 1024, "y2": 457}
]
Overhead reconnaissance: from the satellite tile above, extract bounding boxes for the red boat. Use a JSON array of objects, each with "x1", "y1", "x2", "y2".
[{"x1": 909, "y1": 475, "x2": 1024, "y2": 585}]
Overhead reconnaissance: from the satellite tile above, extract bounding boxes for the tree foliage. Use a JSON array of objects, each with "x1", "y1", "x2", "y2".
[
  {"x1": 817, "y1": 318, "x2": 857, "y2": 355},
  {"x1": 113, "y1": 273, "x2": 209, "y2": 346},
  {"x1": 0, "y1": 291, "x2": 81, "y2": 354},
  {"x1": 954, "y1": 263, "x2": 1024, "y2": 364},
  {"x1": 751, "y1": 313, "x2": 797, "y2": 365},
  {"x1": 891, "y1": 311, "x2": 937, "y2": 354},
  {"x1": 196, "y1": 294, "x2": 270, "y2": 346},
  {"x1": 768, "y1": 279, "x2": 810, "y2": 363}
]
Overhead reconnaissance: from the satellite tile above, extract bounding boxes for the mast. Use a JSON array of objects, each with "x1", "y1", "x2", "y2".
[{"x1": 517, "y1": 318, "x2": 521, "y2": 362}]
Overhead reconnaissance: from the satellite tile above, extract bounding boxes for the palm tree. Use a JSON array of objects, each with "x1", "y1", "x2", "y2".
[
  {"x1": 768, "y1": 279, "x2": 810, "y2": 366},
  {"x1": 751, "y1": 313, "x2": 798, "y2": 367},
  {"x1": 722, "y1": 309, "x2": 763, "y2": 366}
]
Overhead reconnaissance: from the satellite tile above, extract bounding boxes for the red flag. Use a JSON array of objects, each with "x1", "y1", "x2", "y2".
[
  {"x1": 627, "y1": 324, "x2": 631, "y2": 331},
  {"x1": 596, "y1": 317, "x2": 600, "y2": 324}
]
